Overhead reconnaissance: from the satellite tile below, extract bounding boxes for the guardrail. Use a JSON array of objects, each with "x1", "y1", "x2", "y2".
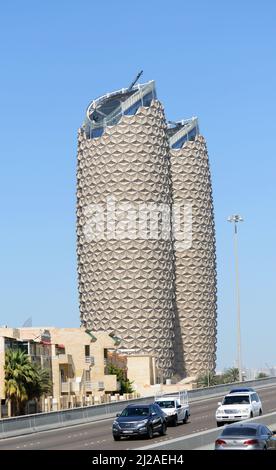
[
  {"x1": 187, "y1": 375, "x2": 276, "y2": 400},
  {"x1": 0, "y1": 376, "x2": 276, "y2": 439}
]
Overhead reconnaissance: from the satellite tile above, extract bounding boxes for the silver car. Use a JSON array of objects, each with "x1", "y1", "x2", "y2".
[{"x1": 215, "y1": 423, "x2": 276, "y2": 450}]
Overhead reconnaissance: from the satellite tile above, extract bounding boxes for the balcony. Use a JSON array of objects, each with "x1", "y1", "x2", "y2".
[
  {"x1": 85, "y1": 356, "x2": 95, "y2": 366},
  {"x1": 57, "y1": 354, "x2": 73, "y2": 365},
  {"x1": 84, "y1": 381, "x2": 108, "y2": 391},
  {"x1": 61, "y1": 380, "x2": 80, "y2": 393}
]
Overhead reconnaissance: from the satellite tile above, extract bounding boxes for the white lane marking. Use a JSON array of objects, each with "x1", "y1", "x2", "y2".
[{"x1": 193, "y1": 415, "x2": 210, "y2": 420}]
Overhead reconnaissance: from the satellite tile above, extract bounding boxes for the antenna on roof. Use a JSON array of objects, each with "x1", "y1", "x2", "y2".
[
  {"x1": 22, "y1": 316, "x2": 32, "y2": 327},
  {"x1": 127, "y1": 70, "x2": 143, "y2": 91}
]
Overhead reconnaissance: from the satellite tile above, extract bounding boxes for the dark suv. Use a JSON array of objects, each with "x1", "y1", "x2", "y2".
[{"x1": 112, "y1": 403, "x2": 167, "y2": 440}]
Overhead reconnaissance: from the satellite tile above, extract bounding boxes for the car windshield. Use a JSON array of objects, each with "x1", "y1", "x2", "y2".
[
  {"x1": 222, "y1": 427, "x2": 257, "y2": 436},
  {"x1": 155, "y1": 401, "x2": 175, "y2": 408},
  {"x1": 120, "y1": 407, "x2": 150, "y2": 417},
  {"x1": 222, "y1": 395, "x2": 250, "y2": 405}
]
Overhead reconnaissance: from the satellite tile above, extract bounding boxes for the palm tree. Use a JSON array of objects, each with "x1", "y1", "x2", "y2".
[
  {"x1": 4, "y1": 349, "x2": 37, "y2": 415},
  {"x1": 196, "y1": 372, "x2": 217, "y2": 388},
  {"x1": 5, "y1": 349, "x2": 52, "y2": 416},
  {"x1": 223, "y1": 367, "x2": 239, "y2": 383},
  {"x1": 27, "y1": 364, "x2": 52, "y2": 404}
]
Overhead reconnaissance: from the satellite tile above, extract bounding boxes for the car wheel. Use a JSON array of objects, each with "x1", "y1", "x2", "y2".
[
  {"x1": 113, "y1": 435, "x2": 121, "y2": 441},
  {"x1": 172, "y1": 415, "x2": 178, "y2": 426},
  {"x1": 183, "y1": 412, "x2": 188, "y2": 424},
  {"x1": 250, "y1": 412, "x2": 253, "y2": 418},
  {"x1": 259, "y1": 409, "x2": 263, "y2": 416},
  {"x1": 217, "y1": 422, "x2": 223, "y2": 427},
  {"x1": 147, "y1": 425, "x2": 153, "y2": 439},
  {"x1": 159, "y1": 422, "x2": 167, "y2": 436}
]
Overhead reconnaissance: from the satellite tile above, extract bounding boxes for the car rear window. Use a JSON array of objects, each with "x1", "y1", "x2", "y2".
[{"x1": 222, "y1": 427, "x2": 257, "y2": 436}]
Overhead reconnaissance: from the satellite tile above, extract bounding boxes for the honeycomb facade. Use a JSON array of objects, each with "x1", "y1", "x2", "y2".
[
  {"x1": 76, "y1": 81, "x2": 217, "y2": 379},
  {"x1": 77, "y1": 99, "x2": 176, "y2": 378},
  {"x1": 170, "y1": 136, "x2": 217, "y2": 377}
]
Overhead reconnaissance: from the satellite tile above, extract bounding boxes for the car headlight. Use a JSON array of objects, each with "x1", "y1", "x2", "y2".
[
  {"x1": 242, "y1": 407, "x2": 250, "y2": 413},
  {"x1": 137, "y1": 419, "x2": 148, "y2": 427},
  {"x1": 113, "y1": 420, "x2": 120, "y2": 427}
]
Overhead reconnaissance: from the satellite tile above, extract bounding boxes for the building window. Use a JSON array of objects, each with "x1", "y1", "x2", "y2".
[{"x1": 85, "y1": 345, "x2": 90, "y2": 357}]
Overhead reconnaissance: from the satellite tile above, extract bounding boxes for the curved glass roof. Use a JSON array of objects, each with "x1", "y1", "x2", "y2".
[
  {"x1": 168, "y1": 117, "x2": 199, "y2": 149},
  {"x1": 83, "y1": 81, "x2": 156, "y2": 139}
]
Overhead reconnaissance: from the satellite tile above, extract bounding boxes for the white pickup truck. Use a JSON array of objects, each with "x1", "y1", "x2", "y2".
[{"x1": 154, "y1": 391, "x2": 190, "y2": 426}]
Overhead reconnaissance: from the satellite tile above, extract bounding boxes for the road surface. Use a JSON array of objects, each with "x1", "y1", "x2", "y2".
[{"x1": 0, "y1": 385, "x2": 276, "y2": 450}]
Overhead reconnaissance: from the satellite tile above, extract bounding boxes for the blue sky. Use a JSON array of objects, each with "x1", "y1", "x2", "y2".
[{"x1": 0, "y1": 0, "x2": 275, "y2": 371}]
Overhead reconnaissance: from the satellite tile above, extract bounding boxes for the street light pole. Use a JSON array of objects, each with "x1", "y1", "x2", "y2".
[{"x1": 228, "y1": 214, "x2": 243, "y2": 382}]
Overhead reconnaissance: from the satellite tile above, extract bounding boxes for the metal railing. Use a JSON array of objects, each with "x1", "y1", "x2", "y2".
[{"x1": 85, "y1": 356, "x2": 95, "y2": 365}]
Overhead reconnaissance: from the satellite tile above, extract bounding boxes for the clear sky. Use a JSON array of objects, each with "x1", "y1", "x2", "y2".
[{"x1": 0, "y1": 0, "x2": 275, "y2": 371}]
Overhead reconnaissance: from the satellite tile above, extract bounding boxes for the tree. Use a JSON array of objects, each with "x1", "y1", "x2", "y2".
[
  {"x1": 4, "y1": 349, "x2": 36, "y2": 415},
  {"x1": 223, "y1": 367, "x2": 239, "y2": 383},
  {"x1": 256, "y1": 372, "x2": 268, "y2": 379},
  {"x1": 27, "y1": 364, "x2": 52, "y2": 403},
  {"x1": 4, "y1": 349, "x2": 52, "y2": 416},
  {"x1": 196, "y1": 372, "x2": 218, "y2": 388},
  {"x1": 107, "y1": 363, "x2": 134, "y2": 394}
]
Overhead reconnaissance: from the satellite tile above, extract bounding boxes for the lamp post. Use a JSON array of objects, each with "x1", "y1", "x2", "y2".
[{"x1": 227, "y1": 214, "x2": 243, "y2": 382}]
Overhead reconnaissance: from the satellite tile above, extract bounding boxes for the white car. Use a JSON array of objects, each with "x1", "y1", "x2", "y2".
[{"x1": 216, "y1": 391, "x2": 263, "y2": 427}]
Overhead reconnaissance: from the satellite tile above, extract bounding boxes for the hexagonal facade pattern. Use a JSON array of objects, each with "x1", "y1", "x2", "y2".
[
  {"x1": 77, "y1": 101, "x2": 176, "y2": 378},
  {"x1": 170, "y1": 136, "x2": 217, "y2": 377}
]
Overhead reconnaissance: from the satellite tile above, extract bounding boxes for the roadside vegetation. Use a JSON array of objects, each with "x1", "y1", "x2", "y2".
[
  {"x1": 196, "y1": 367, "x2": 270, "y2": 388},
  {"x1": 106, "y1": 363, "x2": 134, "y2": 394},
  {"x1": 4, "y1": 349, "x2": 52, "y2": 416}
]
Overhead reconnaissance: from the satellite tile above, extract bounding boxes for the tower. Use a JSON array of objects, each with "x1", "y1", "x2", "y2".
[
  {"x1": 76, "y1": 81, "x2": 176, "y2": 378},
  {"x1": 168, "y1": 119, "x2": 217, "y2": 377}
]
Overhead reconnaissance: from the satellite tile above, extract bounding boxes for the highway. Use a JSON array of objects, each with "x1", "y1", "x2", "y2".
[{"x1": 0, "y1": 385, "x2": 276, "y2": 450}]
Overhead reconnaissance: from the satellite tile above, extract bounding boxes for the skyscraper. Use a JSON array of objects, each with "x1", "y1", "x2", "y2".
[
  {"x1": 76, "y1": 82, "x2": 176, "y2": 378},
  {"x1": 168, "y1": 119, "x2": 217, "y2": 378},
  {"x1": 76, "y1": 79, "x2": 217, "y2": 379}
]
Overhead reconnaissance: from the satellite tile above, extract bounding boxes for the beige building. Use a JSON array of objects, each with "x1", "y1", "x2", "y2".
[{"x1": 0, "y1": 326, "x2": 123, "y2": 415}]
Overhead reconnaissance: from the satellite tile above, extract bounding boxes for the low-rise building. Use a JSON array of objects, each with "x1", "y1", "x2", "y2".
[{"x1": 0, "y1": 326, "x2": 122, "y2": 416}]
